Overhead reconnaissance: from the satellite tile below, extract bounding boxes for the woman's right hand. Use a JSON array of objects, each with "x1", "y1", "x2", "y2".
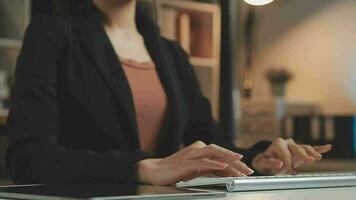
[{"x1": 137, "y1": 141, "x2": 254, "y2": 186}]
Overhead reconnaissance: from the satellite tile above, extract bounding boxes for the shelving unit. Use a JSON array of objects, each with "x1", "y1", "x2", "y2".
[
  {"x1": 155, "y1": 0, "x2": 221, "y2": 120},
  {"x1": 0, "y1": 38, "x2": 22, "y2": 48},
  {"x1": 189, "y1": 57, "x2": 218, "y2": 67},
  {"x1": 0, "y1": 0, "x2": 31, "y2": 39},
  {"x1": 0, "y1": 0, "x2": 31, "y2": 125},
  {"x1": 236, "y1": 98, "x2": 322, "y2": 148},
  {"x1": 0, "y1": 0, "x2": 31, "y2": 180}
]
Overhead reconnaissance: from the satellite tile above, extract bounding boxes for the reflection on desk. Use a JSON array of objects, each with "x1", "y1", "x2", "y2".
[
  {"x1": 0, "y1": 182, "x2": 355, "y2": 200},
  {"x1": 0, "y1": 183, "x2": 225, "y2": 200},
  {"x1": 221, "y1": 186, "x2": 356, "y2": 200}
]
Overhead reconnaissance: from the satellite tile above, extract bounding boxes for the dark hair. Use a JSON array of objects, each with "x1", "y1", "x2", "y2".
[
  {"x1": 70, "y1": 0, "x2": 97, "y2": 16},
  {"x1": 70, "y1": 0, "x2": 157, "y2": 20},
  {"x1": 50, "y1": 0, "x2": 95, "y2": 16}
]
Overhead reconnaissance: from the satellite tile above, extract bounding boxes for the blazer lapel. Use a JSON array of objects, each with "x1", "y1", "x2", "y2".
[
  {"x1": 74, "y1": 24, "x2": 140, "y2": 149},
  {"x1": 147, "y1": 40, "x2": 187, "y2": 156},
  {"x1": 71, "y1": 5, "x2": 189, "y2": 153},
  {"x1": 136, "y1": 12, "x2": 188, "y2": 156}
]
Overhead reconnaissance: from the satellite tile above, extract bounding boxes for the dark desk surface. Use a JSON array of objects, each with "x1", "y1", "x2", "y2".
[
  {"x1": 0, "y1": 182, "x2": 225, "y2": 200},
  {"x1": 224, "y1": 186, "x2": 356, "y2": 200},
  {"x1": 0, "y1": 181, "x2": 355, "y2": 200}
]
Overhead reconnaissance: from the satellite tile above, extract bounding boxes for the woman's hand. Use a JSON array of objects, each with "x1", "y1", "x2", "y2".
[
  {"x1": 137, "y1": 141, "x2": 254, "y2": 186},
  {"x1": 252, "y1": 138, "x2": 332, "y2": 175}
]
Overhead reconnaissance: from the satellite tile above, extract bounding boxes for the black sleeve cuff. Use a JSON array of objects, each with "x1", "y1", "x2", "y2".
[
  {"x1": 89, "y1": 150, "x2": 155, "y2": 184},
  {"x1": 241, "y1": 141, "x2": 272, "y2": 175}
]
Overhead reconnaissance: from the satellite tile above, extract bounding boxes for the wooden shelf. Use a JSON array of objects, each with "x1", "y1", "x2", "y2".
[
  {"x1": 190, "y1": 57, "x2": 218, "y2": 68},
  {"x1": 0, "y1": 116, "x2": 6, "y2": 125},
  {"x1": 157, "y1": 0, "x2": 219, "y2": 12},
  {"x1": 0, "y1": 38, "x2": 22, "y2": 48},
  {"x1": 0, "y1": 109, "x2": 8, "y2": 124},
  {"x1": 156, "y1": 0, "x2": 221, "y2": 120}
]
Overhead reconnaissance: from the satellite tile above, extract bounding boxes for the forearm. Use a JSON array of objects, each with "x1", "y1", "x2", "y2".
[{"x1": 6, "y1": 140, "x2": 152, "y2": 184}]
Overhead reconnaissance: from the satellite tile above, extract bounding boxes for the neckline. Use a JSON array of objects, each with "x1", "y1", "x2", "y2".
[{"x1": 119, "y1": 56, "x2": 155, "y2": 70}]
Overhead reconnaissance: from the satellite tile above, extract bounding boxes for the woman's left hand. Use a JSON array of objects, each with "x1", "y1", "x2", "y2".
[{"x1": 252, "y1": 138, "x2": 332, "y2": 175}]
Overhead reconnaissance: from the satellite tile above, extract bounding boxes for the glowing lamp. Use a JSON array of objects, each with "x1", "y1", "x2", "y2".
[{"x1": 243, "y1": 0, "x2": 274, "y2": 6}]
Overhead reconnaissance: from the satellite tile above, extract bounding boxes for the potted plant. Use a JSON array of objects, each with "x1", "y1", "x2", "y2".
[{"x1": 265, "y1": 68, "x2": 293, "y2": 97}]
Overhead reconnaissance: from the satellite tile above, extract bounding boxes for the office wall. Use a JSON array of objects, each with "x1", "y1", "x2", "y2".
[{"x1": 247, "y1": 0, "x2": 356, "y2": 115}]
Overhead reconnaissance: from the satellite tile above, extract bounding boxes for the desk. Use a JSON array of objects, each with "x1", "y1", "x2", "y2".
[
  {"x1": 206, "y1": 187, "x2": 356, "y2": 200},
  {"x1": 0, "y1": 184, "x2": 354, "y2": 200}
]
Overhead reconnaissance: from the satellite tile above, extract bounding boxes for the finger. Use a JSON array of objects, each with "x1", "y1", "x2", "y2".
[
  {"x1": 183, "y1": 141, "x2": 207, "y2": 152},
  {"x1": 257, "y1": 157, "x2": 283, "y2": 175},
  {"x1": 268, "y1": 138, "x2": 294, "y2": 174},
  {"x1": 228, "y1": 161, "x2": 254, "y2": 175},
  {"x1": 188, "y1": 144, "x2": 248, "y2": 176},
  {"x1": 212, "y1": 155, "x2": 254, "y2": 176},
  {"x1": 214, "y1": 166, "x2": 248, "y2": 177},
  {"x1": 194, "y1": 158, "x2": 229, "y2": 171},
  {"x1": 176, "y1": 141, "x2": 207, "y2": 157},
  {"x1": 288, "y1": 142, "x2": 315, "y2": 163},
  {"x1": 190, "y1": 141, "x2": 207, "y2": 148},
  {"x1": 313, "y1": 144, "x2": 332, "y2": 154},
  {"x1": 211, "y1": 156, "x2": 253, "y2": 177},
  {"x1": 301, "y1": 145, "x2": 322, "y2": 160},
  {"x1": 187, "y1": 144, "x2": 243, "y2": 161},
  {"x1": 185, "y1": 158, "x2": 228, "y2": 179}
]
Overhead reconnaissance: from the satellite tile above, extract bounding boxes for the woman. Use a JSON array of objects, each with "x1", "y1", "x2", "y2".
[{"x1": 5, "y1": 0, "x2": 331, "y2": 186}]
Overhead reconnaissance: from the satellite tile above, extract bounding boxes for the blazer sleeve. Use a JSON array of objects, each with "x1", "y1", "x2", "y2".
[
  {"x1": 167, "y1": 41, "x2": 271, "y2": 168},
  {"x1": 5, "y1": 16, "x2": 152, "y2": 185}
]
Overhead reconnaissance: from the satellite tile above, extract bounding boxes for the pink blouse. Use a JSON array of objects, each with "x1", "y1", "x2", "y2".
[{"x1": 120, "y1": 57, "x2": 167, "y2": 152}]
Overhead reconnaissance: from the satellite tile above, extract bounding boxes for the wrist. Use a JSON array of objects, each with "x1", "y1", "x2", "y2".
[{"x1": 137, "y1": 158, "x2": 161, "y2": 185}]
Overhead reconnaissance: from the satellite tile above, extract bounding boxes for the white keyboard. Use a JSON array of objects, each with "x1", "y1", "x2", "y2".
[{"x1": 176, "y1": 173, "x2": 356, "y2": 192}]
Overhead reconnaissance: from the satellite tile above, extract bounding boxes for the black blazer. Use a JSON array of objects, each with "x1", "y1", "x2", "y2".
[{"x1": 5, "y1": 4, "x2": 271, "y2": 184}]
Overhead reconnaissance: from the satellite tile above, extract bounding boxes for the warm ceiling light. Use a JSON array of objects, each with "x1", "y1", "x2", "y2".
[{"x1": 243, "y1": 0, "x2": 274, "y2": 6}]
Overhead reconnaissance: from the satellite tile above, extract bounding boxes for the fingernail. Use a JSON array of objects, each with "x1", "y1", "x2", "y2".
[
  {"x1": 247, "y1": 168, "x2": 254, "y2": 174},
  {"x1": 275, "y1": 162, "x2": 283, "y2": 169},
  {"x1": 235, "y1": 153, "x2": 243, "y2": 159},
  {"x1": 290, "y1": 169, "x2": 297, "y2": 175}
]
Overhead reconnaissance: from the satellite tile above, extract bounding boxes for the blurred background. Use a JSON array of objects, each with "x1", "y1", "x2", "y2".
[{"x1": 0, "y1": 0, "x2": 355, "y2": 183}]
